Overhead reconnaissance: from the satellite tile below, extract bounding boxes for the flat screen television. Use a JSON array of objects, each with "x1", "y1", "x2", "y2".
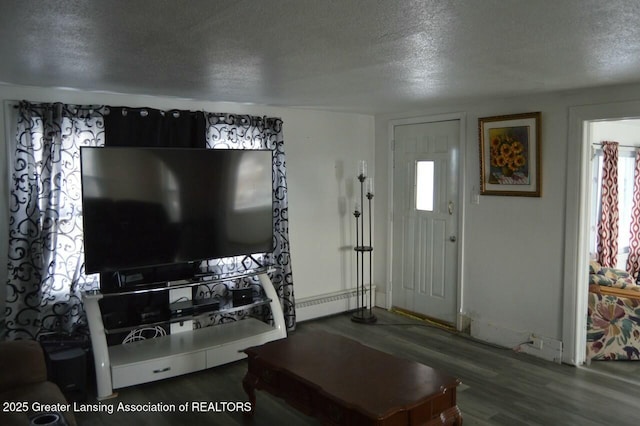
[{"x1": 80, "y1": 147, "x2": 274, "y2": 286}]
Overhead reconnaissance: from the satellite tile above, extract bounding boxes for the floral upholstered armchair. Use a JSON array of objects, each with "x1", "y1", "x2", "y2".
[{"x1": 587, "y1": 260, "x2": 640, "y2": 361}]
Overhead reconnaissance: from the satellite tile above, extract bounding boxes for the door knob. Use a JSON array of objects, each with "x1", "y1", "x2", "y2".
[{"x1": 449, "y1": 236, "x2": 457, "y2": 242}]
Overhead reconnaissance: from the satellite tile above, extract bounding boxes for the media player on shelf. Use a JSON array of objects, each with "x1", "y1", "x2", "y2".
[
  {"x1": 170, "y1": 297, "x2": 221, "y2": 318},
  {"x1": 193, "y1": 297, "x2": 221, "y2": 314},
  {"x1": 169, "y1": 300, "x2": 194, "y2": 318}
]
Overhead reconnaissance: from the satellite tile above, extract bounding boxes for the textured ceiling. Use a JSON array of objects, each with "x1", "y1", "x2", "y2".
[{"x1": 1, "y1": 0, "x2": 640, "y2": 114}]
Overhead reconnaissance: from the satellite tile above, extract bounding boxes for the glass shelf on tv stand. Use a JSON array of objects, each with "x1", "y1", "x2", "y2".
[
  {"x1": 103, "y1": 295, "x2": 272, "y2": 335},
  {"x1": 88, "y1": 265, "x2": 276, "y2": 298}
]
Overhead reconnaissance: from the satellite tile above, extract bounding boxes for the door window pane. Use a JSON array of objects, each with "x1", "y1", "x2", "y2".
[{"x1": 416, "y1": 161, "x2": 434, "y2": 211}]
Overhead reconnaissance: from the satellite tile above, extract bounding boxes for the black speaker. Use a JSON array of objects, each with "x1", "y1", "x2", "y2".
[
  {"x1": 44, "y1": 347, "x2": 87, "y2": 402},
  {"x1": 231, "y1": 288, "x2": 253, "y2": 307},
  {"x1": 102, "y1": 310, "x2": 128, "y2": 329}
]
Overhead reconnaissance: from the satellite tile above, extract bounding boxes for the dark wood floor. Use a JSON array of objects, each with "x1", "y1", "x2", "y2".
[{"x1": 74, "y1": 308, "x2": 640, "y2": 426}]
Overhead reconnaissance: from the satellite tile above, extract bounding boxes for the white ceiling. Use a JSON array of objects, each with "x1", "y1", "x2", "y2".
[{"x1": 2, "y1": 0, "x2": 640, "y2": 114}]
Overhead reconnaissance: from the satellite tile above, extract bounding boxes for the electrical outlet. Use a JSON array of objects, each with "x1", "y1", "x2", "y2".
[{"x1": 529, "y1": 334, "x2": 543, "y2": 350}]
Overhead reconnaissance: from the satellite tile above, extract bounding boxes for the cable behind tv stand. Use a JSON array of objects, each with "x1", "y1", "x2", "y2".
[{"x1": 83, "y1": 267, "x2": 287, "y2": 400}]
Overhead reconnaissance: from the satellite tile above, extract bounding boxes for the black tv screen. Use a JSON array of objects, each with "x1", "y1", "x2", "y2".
[{"x1": 80, "y1": 147, "x2": 274, "y2": 275}]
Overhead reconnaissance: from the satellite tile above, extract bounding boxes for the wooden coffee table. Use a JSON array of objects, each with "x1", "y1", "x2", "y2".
[{"x1": 243, "y1": 330, "x2": 462, "y2": 425}]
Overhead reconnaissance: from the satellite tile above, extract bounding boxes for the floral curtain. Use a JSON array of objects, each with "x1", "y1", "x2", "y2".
[
  {"x1": 597, "y1": 141, "x2": 619, "y2": 268},
  {"x1": 626, "y1": 149, "x2": 640, "y2": 279},
  {"x1": 5, "y1": 102, "x2": 105, "y2": 340}
]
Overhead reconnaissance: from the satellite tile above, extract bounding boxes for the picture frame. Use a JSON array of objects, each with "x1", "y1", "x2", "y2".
[{"x1": 478, "y1": 111, "x2": 541, "y2": 197}]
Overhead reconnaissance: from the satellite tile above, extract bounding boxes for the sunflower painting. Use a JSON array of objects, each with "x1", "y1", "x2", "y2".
[
  {"x1": 488, "y1": 126, "x2": 530, "y2": 185},
  {"x1": 479, "y1": 112, "x2": 541, "y2": 197}
]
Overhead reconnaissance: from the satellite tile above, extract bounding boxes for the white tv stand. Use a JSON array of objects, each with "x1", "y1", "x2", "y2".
[{"x1": 83, "y1": 268, "x2": 287, "y2": 400}]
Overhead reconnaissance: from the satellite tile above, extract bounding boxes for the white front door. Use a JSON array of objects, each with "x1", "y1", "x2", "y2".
[{"x1": 391, "y1": 119, "x2": 459, "y2": 324}]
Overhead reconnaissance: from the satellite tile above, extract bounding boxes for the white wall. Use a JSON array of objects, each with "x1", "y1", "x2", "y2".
[
  {"x1": 374, "y1": 82, "x2": 640, "y2": 361},
  {"x1": 0, "y1": 84, "x2": 374, "y2": 323},
  {"x1": 592, "y1": 120, "x2": 640, "y2": 146}
]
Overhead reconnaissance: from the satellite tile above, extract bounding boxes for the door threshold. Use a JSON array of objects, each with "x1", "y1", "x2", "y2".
[{"x1": 390, "y1": 307, "x2": 456, "y2": 332}]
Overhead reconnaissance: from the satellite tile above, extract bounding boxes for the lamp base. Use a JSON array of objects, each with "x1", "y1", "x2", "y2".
[{"x1": 351, "y1": 310, "x2": 377, "y2": 324}]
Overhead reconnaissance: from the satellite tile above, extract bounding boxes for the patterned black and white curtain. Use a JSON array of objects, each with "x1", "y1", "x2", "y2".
[
  {"x1": 202, "y1": 113, "x2": 296, "y2": 330},
  {"x1": 4, "y1": 102, "x2": 296, "y2": 340},
  {"x1": 5, "y1": 102, "x2": 105, "y2": 339}
]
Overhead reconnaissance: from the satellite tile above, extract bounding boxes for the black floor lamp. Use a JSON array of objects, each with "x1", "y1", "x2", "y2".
[{"x1": 352, "y1": 161, "x2": 376, "y2": 324}]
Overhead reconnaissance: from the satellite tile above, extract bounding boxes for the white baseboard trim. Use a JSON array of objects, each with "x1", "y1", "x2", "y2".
[
  {"x1": 296, "y1": 286, "x2": 376, "y2": 322},
  {"x1": 470, "y1": 318, "x2": 563, "y2": 363}
]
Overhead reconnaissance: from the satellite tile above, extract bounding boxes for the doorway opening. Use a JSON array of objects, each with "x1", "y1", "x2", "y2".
[
  {"x1": 583, "y1": 120, "x2": 640, "y2": 379},
  {"x1": 564, "y1": 100, "x2": 640, "y2": 366}
]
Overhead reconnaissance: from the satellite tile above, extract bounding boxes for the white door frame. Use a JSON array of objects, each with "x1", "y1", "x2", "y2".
[
  {"x1": 387, "y1": 112, "x2": 467, "y2": 331},
  {"x1": 564, "y1": 100, "x2": 640, "y2": 365}
]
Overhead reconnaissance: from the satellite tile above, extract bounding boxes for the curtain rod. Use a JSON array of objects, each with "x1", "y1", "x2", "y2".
[
  {"x1": 592, "y1": 142, "x2": 640, "y2": 149},
  {"x1": 590, "y1": 142, "x2": 639, "y2": 160}
]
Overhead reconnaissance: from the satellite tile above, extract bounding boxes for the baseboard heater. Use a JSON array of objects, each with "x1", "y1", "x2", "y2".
[{"x1": 296, "y1": 286, "x2": 376, "y2": 322}]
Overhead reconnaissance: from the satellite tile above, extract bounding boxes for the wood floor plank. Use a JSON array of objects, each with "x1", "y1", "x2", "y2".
[{"x1": 74, "y1": 308, "x2": 640, "y2": 425}]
